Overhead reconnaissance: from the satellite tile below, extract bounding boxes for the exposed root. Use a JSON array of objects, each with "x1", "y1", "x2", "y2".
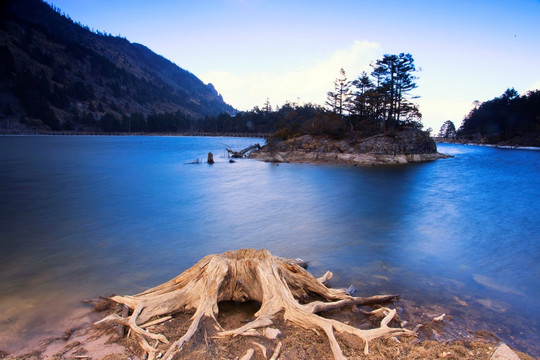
[
  {"x1": 317, "y1": 270, "x2": 333, "y2": 284},
  {"x1": 252, "y1": 341, "x2": 267, "y2": 358},
  {"x1": 240, "y1": 348, "x2": 255, "y2": 360},
  {"x1": 128, "y1": 303, "x2": 169, "y2": 345},
  {"x1": 215, "y1": 315, "x2": 273, "y2": 338},
  {"x1": 141, "y1": 316, "x2": 172, "y2": 328},
  {"x1": 270, "y1": 341, "x2": 282, "y2": 360},
  {"x1": 98, "y1": 248, "x2": 415, "y2": 360}
]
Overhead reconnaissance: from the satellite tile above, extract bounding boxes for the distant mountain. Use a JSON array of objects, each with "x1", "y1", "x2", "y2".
[{"x1": 0, "y1": 0, "x2": 234, "y2": 133}]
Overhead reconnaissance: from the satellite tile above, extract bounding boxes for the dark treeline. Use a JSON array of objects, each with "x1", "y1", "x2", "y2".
[
  {"x1": 456, "y1": 88, "x2": 540, "y2": 146},
  {"x1": 200, "y1": 53, "x2": 424, "y2": 140},
  {"x1": 198, "y1": 102, "x2": 323, "y2": 136}
]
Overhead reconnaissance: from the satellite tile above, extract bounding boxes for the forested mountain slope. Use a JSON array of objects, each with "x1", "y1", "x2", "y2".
[{"x1": 0, "y1": 0, "x2": 234, "y2": 132}]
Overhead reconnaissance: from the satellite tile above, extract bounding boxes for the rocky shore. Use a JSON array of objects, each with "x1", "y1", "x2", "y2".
[
  {"x1": 250, "y1": 128, "x2": 451, "y2": 165},
  {"x1": 1, "y1": 299, "x2": 535, "y2": 360},
  {"x1": 1, "y1": 248, "x2": 537, "y2": 360}
]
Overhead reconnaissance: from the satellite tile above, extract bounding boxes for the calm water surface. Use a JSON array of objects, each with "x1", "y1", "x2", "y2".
[{"x1": 0, "y1": 136, "x2": 539, "y2": 355}]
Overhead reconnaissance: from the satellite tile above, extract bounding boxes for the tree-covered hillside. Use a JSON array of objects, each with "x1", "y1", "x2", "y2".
[
  {"x1": 0, "y1": 0, "x2": 233, "y2": 133},
  {"x1": 457, "y1": 89, "x2": 540, "y2": 146}
]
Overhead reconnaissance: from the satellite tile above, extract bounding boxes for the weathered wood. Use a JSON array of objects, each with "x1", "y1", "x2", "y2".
[
  {"x1": 226, "y1": 144, "x2": 261, "y2": 158},
  {"x1": 270, "y1": 341, "x2": 282, "y2": 360},
  {"x1": 252, "y1": 341, "x2": 267, "y2": 358},
  {"x1": 101, "y1": 248, "x2": 414, "y2": 360},
  {"x1": 141, "y1": 315, "x2": 172, "y2": 328},
  {"x1": 240, "y1": 348, "x2": 255, "y2": 360}
]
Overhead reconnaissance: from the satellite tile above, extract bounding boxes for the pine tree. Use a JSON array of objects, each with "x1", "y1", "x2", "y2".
[
  {"x1": 371, "y1": 53, "x2": 419, "y2": 129},
  {"x1": 326, "y1": 68, "x2": 353, "y2": 130},
  {"x1": 326, "y1": 68, "x2": 351, "y2": 118}
]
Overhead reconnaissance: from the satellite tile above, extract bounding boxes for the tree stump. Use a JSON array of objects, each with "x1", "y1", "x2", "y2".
[{"x1": 98, "y1": 249, "x2": 414, "y2": 360}]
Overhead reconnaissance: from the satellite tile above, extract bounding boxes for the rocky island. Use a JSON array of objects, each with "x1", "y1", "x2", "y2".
[{"x1": 250, "y1": 127, "x2": 450, "y2": 165}]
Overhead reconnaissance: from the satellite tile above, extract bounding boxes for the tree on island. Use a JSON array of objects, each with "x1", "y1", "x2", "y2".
[
  {"x1": 325, "y1": 68, "x2": 352, "y2": 123},
  {"x1": 342, "y1": 53, "x2": 422, "y2": 135},
  {"x1": 370, "y1": 53, "x2": 420, "y2": 129}
]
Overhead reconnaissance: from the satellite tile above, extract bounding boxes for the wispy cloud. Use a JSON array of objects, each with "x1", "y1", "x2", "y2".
[{"x1": 200, "y1": 40, "x2": 381, "y2": 110}]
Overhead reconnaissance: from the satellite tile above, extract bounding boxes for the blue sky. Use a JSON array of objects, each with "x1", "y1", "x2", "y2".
[{"x1": 46, "y1": 0, "x2": 540, "y2": 131}]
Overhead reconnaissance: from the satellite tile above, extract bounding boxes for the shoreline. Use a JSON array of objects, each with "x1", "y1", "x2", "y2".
[
  {"x1": 0, "y1": 130, "x2": 268, "y2": 138},
  {"x1": 435, "y1": 139, "x2": 540, "y2": 151},
  {"x1": 250, "y1": 150, "x2": 450, "y2": 166},
  {"x1": 1, "y1": 298, "x2": 537, "y2": 360}
]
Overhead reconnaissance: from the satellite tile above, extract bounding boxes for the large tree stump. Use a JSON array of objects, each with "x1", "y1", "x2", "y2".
[{"x1": 98, "y1": 249, "x2": 414, "y2": 360}]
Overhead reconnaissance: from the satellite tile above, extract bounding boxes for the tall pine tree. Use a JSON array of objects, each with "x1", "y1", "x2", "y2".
[{"x1": 371, "y1": 53, "x2": 420, "y2": 129}]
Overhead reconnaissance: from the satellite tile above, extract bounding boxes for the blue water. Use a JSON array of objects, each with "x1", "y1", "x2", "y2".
[{"x1": 0, "y1": 136, "x2": 539, "y2": 355}]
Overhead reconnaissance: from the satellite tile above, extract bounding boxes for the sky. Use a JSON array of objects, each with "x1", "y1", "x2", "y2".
[{"x1": 46, "y1": 0, "x2": 540, "y2": 132}]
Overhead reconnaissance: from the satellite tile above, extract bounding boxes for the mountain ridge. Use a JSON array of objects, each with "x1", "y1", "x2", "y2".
[{"x1": 0, "y1": 0, "x2": 234, "y2": 132}]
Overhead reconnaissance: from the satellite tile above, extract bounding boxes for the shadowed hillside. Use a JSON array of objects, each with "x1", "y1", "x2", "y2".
[{"x1": 0, "y1": 0, "x2": 234, "y2": 133}]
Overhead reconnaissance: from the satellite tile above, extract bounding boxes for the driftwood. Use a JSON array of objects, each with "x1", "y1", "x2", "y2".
[
  {"x1": 226, "y1": 144, "x2": 261, "y2": 158},
  {"x1": 98, "y1": 248, "x2": 414, "y2": 360}
]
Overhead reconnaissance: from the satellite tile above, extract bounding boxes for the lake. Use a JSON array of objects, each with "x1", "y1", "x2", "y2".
[{"x1": 0, "y1": 135, "x2": 539, "y2": 355}]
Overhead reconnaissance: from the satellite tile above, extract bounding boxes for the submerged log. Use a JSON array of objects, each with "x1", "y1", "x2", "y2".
[
  {"x1": 98, "y1": 248, "x2": 414, "y2": 360},
  {"x1": 226, "y1": 144, "x2": 261, "y2": 158}
]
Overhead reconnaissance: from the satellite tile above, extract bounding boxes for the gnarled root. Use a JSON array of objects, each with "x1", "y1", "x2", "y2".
[{"x1": 98, "y1": 248, "x2": 415, "y2": 360}]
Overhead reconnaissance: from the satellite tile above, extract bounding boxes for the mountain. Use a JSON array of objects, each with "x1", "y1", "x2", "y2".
[{"x1": 0, "y1": 0, "x2": 234, "y2": 133}]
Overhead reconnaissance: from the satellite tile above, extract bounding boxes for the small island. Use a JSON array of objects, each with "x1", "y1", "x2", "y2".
[{"x1": 250, "y1": 127, "x2": 449, "y2": 165}]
